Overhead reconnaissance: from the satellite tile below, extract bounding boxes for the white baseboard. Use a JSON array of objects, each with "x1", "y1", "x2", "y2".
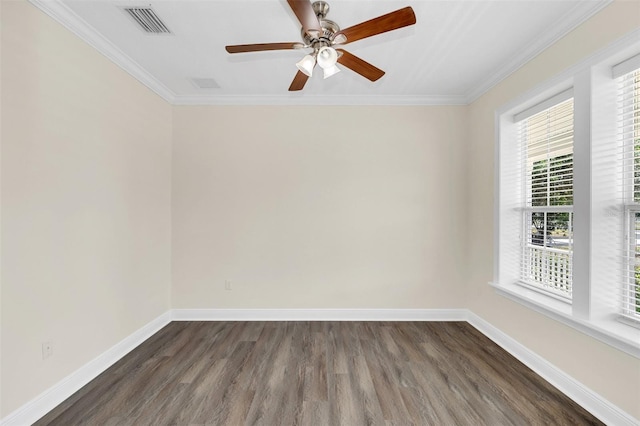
[
  {"x1": 0, "y1": 311, "x2": 172, "y2": 426},
  {"x1": 171, "y1": 308, "x2": 468, "y2": 322},
  {"x1": 466, "y1": 311, "x2": 638, "y2": 426},
  {"x1": 3, "y1": 309, "x2": 636, "y2": 426}
]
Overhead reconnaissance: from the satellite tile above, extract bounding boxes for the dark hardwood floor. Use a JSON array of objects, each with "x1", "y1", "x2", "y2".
[{"x1": 35, "y1": 321, "x2": 603, "y2": 425}]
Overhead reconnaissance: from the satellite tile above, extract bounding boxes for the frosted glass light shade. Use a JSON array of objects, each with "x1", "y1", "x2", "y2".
[
  {"x1": 317, "y1": 46, "x2": 338, "y2": 69},
  {"x1": 296, "y1": 54, "x2": 316, "y2": 77},
  {"x1": 323, "y1": 64, "x2": 340, "y2": 79}
]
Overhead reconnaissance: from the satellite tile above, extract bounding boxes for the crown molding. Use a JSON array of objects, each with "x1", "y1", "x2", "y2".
[
  {"x1": 27, "y1": 0, "x2": 464, "y2": 106},
  {"x1": 463, "y1": 0, "x2": 613, "y2": 104},
  {"x1": 29, "y1": 0, "x2": 612, "y2": 106},
  {"x1": 28, "y1": 0, "x2": 176, "y2": 103},
  {"x1": 171, "y1": 94, "x2": 468, "y2": 106}
]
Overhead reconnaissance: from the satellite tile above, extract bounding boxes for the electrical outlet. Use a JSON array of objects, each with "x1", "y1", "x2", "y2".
[
  {"x1": 225, "y1": 280, "x2": 232, "y2": 291},
  {"x1": 42, "y1": 341, "x2": 53, "y2": 359}
]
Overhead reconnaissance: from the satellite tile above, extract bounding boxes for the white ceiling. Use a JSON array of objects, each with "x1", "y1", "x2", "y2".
[{"x1": 31, "y1": 0, "x2": 611, "y2": 105}]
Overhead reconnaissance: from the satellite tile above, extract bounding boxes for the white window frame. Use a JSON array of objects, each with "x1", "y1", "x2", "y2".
[
  {"x1": 493, "y1": 30, "x2": 640, "y2": 358},
  {"x1": 516, "y1": 94, "x2": 575, "y2": 301}
]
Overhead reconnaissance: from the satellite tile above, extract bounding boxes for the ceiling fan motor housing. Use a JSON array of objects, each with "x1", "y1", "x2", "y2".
[
  {"x1": 302, "y1": 19, "x2": 339, "y2": 48},
  {"x1": 301, "y1": 1, "x2": 339, "y2": 49}
]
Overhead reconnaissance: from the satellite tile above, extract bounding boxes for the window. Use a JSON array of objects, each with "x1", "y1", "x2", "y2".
[
  {"x1": 619, "y1": 67, "x2": 640, "y2": 322},
  {"x1": 517, "y1": 98, "x2": 574, "y2": 299},
  {"x1": 494, "y1": 36, "x2": 640, "y2": 357}
]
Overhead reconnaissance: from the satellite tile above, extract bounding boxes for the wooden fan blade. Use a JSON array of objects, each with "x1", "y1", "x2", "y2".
[
  {"x1": 225, "y1": 42, "x2": 304, "y2": 53},
  {"x1": 336, "y1": 49, "x2": 385, "y2": 82},
  {"x1": 288, "y1": 70, "x2": 309, "y2": 91},
  {"x1": 287, "y1": 0, "x2": 322, "y2": 35},
  {"x1": 333, "y1": 7, "x2": 416, "y2": 45}
]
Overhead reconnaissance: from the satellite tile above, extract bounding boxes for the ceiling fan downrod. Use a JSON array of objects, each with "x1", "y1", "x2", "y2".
[{"x1": 312, "y1": 1, "x2": 330, "y2": 19}]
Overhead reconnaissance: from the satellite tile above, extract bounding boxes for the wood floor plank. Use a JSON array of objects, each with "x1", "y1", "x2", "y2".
[
  {"x1": 171, "y1": 358, "x2": 229, "y2": 425},
  {"x1": 300, "y1": 400, "x2": 329, "y2": 426},
  {"x1": 189, "y1": 341, "x2": 255, "y2": 425},
  {"x1": 34, "y1": 321, "x2": 605, "y2": 426},
  {"x1": 302, "y1": 331, "x2": 328, "y2": 402},
  {"x1": 349, "y1": 355, "x2": 386, "y2": 425}
]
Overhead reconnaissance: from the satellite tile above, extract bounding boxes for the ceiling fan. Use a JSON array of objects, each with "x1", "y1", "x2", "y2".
[{"x1": 225, "y1": 0, "x2": 416, "y2": 91}]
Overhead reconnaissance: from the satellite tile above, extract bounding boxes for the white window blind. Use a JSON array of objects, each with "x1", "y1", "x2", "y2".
[
  {"x1": 495, "y1": 35, "x2": 640, "y2": 357},
  {"x1": 516, "y1": 98, "x2": 574, "y2": 299},
  {"x1": 618, "y1": 67, "x2": 640, "y2": 323}
]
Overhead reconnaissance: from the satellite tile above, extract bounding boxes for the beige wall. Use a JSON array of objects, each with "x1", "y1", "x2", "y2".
[
  {"x1": 1, "y1": 0, "x2": 172, "y2": 416},
  {"x1": 466, "y1": 0, "x2": 640, "y2": 418},
  {"x1": 2, "y1": 0, "x2": 639, "y2": 421},
  {"x1": 172, "y1": 105, "x2": 467, "y2": 309}
]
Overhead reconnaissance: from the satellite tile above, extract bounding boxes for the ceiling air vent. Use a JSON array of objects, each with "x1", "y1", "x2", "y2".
[
  {"x1": 191, "y1": 78, "x2": 220, "y2": 89},
  {"x1": 124, "y1": 7, "x2": 171, "y2": 34}
]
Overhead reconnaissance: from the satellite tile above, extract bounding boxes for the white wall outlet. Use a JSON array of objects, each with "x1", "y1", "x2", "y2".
[
  {"x1": 42, "y1": 341, "x2": 53, "y2": 359},
  {"x1": 224, "y1": 280, "x2": 232, "y2": 291}
]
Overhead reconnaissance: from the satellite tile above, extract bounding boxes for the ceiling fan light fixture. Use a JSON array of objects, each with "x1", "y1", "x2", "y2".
[
  {"x1": 316, "y1": 46, "x2": 338, "y2": 69},
  {"x1": 225, "y1": 2, "x2": 417, "y2": 91},
  {"x1": 322, "y1": 64, "x2": 340, "y2": 79},
  {"x1": 296, "y1": 54, "x2": 316, "y2": 77}
]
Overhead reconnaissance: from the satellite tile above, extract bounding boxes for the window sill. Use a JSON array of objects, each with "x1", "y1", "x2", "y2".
[{"x1": 490, "y1": 281, "x2": 640, "y2": 359}]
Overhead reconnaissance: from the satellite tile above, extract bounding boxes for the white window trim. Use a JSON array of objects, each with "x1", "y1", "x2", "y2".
[
  {"x1": 613, "y1": 52, "x2": 640, "y2": 79},
  {"x1": 513, "y1": 88, "x2": 574, "y2": 122},
  {"x1": 493, "y1": 29, "x2": 640, "y2": 359}
]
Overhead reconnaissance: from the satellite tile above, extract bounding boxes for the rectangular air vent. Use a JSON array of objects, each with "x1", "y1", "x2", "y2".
[
  {"x1": 124, "y1": 7, "x2": 171, "y2": 34},
  {"x1": 191, "y1": 78, "x2": 220, "y2": 89}
]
